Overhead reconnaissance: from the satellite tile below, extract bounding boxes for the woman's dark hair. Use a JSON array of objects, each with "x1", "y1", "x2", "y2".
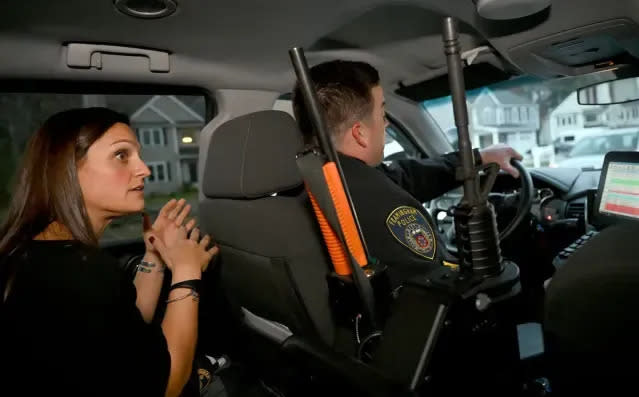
[{"x1": 0, "y1": 107, "x2": 129, "y2": 291}]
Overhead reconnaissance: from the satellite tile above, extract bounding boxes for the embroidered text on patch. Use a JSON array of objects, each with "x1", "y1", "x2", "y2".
[{"x1": 386, "y1": 206, "x2": 436, "y2": 260}]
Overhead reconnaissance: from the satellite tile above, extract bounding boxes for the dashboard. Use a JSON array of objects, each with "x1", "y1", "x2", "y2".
[
  {"x1": 529, "y1": 168, "x2": 600, "y2": 225},
  {"x1": 429, "y1": 167, "x2": 602, "y2": 227}
]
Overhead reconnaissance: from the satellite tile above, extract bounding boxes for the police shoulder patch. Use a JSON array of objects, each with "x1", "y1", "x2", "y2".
[{"x1": 386, "y1": 206, "x2": 436, "y2": 260}]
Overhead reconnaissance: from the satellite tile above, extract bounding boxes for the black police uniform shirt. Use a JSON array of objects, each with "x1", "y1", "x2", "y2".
[{"x1": 339, "y1": 151, "x2": 480, "y2": 286}]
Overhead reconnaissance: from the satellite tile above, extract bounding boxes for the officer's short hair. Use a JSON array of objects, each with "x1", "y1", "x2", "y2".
[{"x1": 292, "y1": 60, "x2": 380, "y2": 144}]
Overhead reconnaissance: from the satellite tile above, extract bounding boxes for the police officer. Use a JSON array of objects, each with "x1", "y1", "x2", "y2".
[{"x1": 292, "y1": 60, "x2": 522, "y2": 285}]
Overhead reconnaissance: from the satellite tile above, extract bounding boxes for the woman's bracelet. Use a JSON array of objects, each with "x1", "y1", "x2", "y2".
[
  {"x1": 136, "y1": 260, "x2": 166, "y2": 274},
  {"x1": 166, "y1": 289, "x2": 200, "y2": 304},
  {"x1": 169, "y1": 279, "x2": 201, "y2": 294}
]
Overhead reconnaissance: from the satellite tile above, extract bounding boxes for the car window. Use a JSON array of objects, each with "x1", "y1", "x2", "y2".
[
  {"x1": 384, "y1": 121, "x2": 421, "y2": 161},
  {"x1": 0, "y1": 93, "x2": 208, "y2": 245},
  {"x1": 272, "y1": 97, "x2": 423, "y2": 161},
  {"x1": 421, "y1": 75, "x2": 639, "y2": 170}
]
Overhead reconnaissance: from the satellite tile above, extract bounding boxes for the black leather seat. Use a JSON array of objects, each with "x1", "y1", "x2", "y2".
[
  {"x1": 199, "y1": 110, "x2": 337, "y2": 347},
  {"x1": 198, "y1": 110, "x2": 550, "y2": 396},
  {"x1": 197, "y1": 110, "x2": 409, "y2": 396},
  {"x1": 543, "y1": 222, "x2": 639, "y2": 395}
]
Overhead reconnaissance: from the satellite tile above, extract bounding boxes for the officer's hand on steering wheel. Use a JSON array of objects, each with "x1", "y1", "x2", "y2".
[{"x1": 479, "y1": 144, "x2": 523, "y2": 178}]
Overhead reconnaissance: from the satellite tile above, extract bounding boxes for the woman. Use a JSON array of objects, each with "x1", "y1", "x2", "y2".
[{"x1": 0, "y1": 108, "x2": 217, "y2": 397}]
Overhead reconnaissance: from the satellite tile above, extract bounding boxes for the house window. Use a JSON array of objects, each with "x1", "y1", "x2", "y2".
[
  {"x1": 153, "y1": 129, "x2": 162, "y2": 145},
  {"x1": 633, "y1": 107, "x2": 639, "y2": 119},
  {"x1": 482, "y1": 108, "x2": 495, "y2": 125},
  {"x1": 559, "y1": 115, "x2": 574, "y2": 126},
  {"x1": 147, "y1": 161, "x2": 171, "y2": 183},
  {"x1": 137, "y1": 127, "x2": 166, "y2": 147},
  {"x1": 585, "y1": 113, "x2": 597, "y2": 123},
  {"x1": 498, "y1": 132, "x2": 509, "y2": 143},
  {"x1": 503, "y1": 107, "x2": 512, "y2": 123}
]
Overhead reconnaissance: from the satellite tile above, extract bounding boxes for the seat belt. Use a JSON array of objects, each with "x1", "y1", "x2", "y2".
[{"x1": 289, "y1": 48, "x2": 379, "y2": 332}]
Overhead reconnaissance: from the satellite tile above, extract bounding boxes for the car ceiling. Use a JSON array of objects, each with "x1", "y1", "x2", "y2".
[{"x1": 1, "y1": 0, "x2": 639, "y2": 94}]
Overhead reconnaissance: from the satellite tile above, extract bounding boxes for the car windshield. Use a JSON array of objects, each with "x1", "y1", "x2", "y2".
[
  {"x1": 422, "y1": 74, "x2": 639, "y2": 170},
  {"x1": 568, "y1": 132, "x2": 638, "y2": 157}
]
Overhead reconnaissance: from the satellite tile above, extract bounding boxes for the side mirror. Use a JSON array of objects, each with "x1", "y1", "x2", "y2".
[{"x1": 578, "y1": 76, "x2": 639, "y2": 105}]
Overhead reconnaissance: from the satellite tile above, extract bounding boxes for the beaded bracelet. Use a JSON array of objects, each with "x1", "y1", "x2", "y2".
[{"x1": 136, "y1": 260, "x2": 166, "y2": 274}]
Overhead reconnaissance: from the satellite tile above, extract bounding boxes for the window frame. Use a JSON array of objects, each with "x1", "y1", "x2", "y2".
[
  {"x1": 0, "y1": 80, "x2": 217, "y2": 122},
  {"x1": 384, "y1": 113, "x2": 424, "y2": 161},
  {"x1": 0, "y1": 84, "x2": 212, "y2": 247},
  {"x1": 147, "y1": 161, "x2": 171, "y2": 184},
  {"x1": 137, "y1": 127, "x2": 167, "y2": 147}
]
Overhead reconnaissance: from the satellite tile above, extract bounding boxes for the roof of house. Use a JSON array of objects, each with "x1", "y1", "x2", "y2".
[
  {"x1": 480, "y1": 87, "x2": 529, "y2": 104},
  {"x1": 491, "y1": 89, "x2": 530, "y2": 105},
  {"x1": 131, "y1": 96, "x2": 205, "y2": 124},
  {"x1": 551, "y1": 91, "x2": 605, "y2": 117}
]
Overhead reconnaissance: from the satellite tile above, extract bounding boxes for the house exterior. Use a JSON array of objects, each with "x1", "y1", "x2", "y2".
[
  {"x1": 422, "y1": 88, "x2": 542, "y2": 159},
  {"x1": 551, "y1": 83, "x2": 639, "y2": 169},
  {"x1": 549, "y1": 92, "x2": 607, "y2": 150},
  {"x1": 469, "y1": 88, "x2": 540, "y2": 154},
  {"x1": 420, "y1": 96, "x2": 470, "y2": 147},
  {"x1": 604, "y1": 102, "x2": 639, "y2": 128},
  {"x1": 130, "y1": 95, "x2": 204, "y2": 195},
  {"x1": 581, "y1": 75, "x2": 639, "y2": 105},
  {"x1": 550, "y1": 90, "x2": 639, "y2": 150}
]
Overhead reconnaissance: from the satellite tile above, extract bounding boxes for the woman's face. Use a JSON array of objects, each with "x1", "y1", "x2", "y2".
[{"x1": 77, "y1": 122, "x2": 151, "y2": 219}]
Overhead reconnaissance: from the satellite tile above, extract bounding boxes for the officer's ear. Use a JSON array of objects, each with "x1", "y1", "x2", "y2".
[{"x1": 350, "y1": 121, "x2": 368, "y2": 148}]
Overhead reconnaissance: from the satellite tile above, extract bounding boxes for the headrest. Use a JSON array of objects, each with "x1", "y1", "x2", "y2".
[{"x1": 202, "y1": 110, "x2": 304, "y2": 199}]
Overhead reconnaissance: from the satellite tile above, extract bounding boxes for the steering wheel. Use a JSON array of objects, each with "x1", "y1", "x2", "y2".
[
  {"x1": 440, "y1": 159, "x2": 534, "y2": 245},
  {"x1": 497, "y1": 159, "x2": 534, "y2": 241}
]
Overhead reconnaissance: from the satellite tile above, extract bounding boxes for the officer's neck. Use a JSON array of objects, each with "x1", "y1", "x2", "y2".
[{"x1": 337, "y1": 144, "x2": 374, "y2": 166}]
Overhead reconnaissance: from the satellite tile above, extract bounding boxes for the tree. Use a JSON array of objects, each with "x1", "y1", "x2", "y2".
[{"x1": 0, "y1": 93, "x2": 82, "y2": 212}]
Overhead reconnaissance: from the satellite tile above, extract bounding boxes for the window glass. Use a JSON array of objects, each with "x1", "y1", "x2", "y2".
[
  {"x1": 0, "y1": 93, "x2": 208, "y2": 244},
  {"x1": 270, "y1": 97, "x2": 424, "y2": 162},
  {"x1": 157, "y1": 163, "x2": 165, "y2": 181},
  {"x1": 142, "y1": 129, "x2": 152, "y2": 146},
  {"x1": 153, "y1": 128, "x2": 162, "y2": 145},
  {"x1": 422, "y1": 75, "x2": 639, "y2": 169},
  {"x1": 384, "y1": 122, "x2": 421, "y2": 162}
]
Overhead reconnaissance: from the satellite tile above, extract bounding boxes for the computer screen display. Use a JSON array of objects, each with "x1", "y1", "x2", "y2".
[{"x1": 598, "y1": 161, "x2": 639, "y2": 220}]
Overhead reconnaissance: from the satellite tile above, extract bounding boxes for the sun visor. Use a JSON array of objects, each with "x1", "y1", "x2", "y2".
[{"x1": 395, "y1": 62, "x2": 511, "y2": 102}]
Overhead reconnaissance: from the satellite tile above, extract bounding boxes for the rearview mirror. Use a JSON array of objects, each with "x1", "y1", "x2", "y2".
[{"x1": 578, "y1": 76, "x2": 639, "y2": 105}]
